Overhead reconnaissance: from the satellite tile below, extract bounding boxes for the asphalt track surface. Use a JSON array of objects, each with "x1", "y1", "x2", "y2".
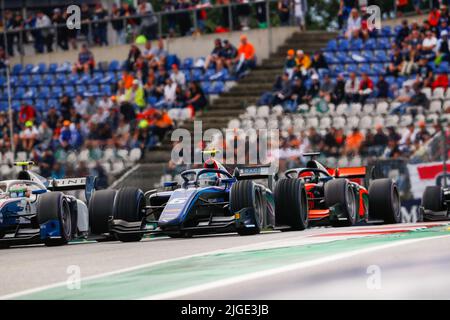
[{"x1": 1, "y1": 222, "x2": 449, "y2": 299}]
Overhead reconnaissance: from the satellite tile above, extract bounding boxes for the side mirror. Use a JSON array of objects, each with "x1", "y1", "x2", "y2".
[
  {"x1": 163, "y1": 181, "x2": 179, "y2": 190},
  {"x1": 32, "y1": 189, "x2": 47, "y2": 195},
  {"x1": 221, "y1": 178, "x2": 236, "y2": 185}
]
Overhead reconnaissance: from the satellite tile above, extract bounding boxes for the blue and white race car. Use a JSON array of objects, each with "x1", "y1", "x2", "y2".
[
  {"x1": 0, "y1": 162, "x2": 96, "y2": 248},
  {"x1": 89, "y1": 152, "x2": 308, "y2": 241}
]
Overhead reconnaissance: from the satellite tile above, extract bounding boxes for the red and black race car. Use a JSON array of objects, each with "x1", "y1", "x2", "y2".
[{"x1": 274, "y1": 153, "x2": 401, "y2": 228}]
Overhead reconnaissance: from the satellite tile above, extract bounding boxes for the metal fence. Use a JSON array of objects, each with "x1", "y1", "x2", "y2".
[{"x1": 0, "y1": 0, "x2": 440, "y2": 60}]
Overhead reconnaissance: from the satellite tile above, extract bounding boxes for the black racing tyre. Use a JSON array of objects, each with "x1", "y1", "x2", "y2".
[
  {"x1": 89, "y1": 189, "x2": 117, "y2": 235},
  {"x1": 422, "y1": 186, "x2": 445, "y2": 212},
  {"x1": 274, "y1": 179, "x2": 308, "y2": 230},
  {"x1": 369, "y1": 178, "x2": 401, "y2": 224},
  {"x1": 113, "y1": 187, "x2": 145, "y2": 242},
  {"x1": 37, "y1": 192, "x2": 72, "y2": 246},
  {"x1": 230, "y1": 180, "x2": 263, "y2": 236},
  {"x1": 324, "y1": 179, "x2": 358, "y2": 227}
]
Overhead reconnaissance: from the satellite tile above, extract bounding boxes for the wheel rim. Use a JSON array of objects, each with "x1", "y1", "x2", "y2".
[
  {"x1": 61, "y1": 201, "x2": 72, "y2": 240},
  {"x1": 345, "y1": 185, "x2": 356, "y2": 222},
  {"x1": 392, "y1": 186, "x2": 401, "y2": 221},
  {"x1": 301, "y1": 189, "x2": 308, "y2": 224},
  {"x1": 254, "y1": 190, "x2": 264, "y2": 228}
]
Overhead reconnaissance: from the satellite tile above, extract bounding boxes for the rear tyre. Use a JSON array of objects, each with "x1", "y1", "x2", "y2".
[
  {"x1": 324, "y1": 179, "x2": 358, "y2": 227},
  {"x1": 422, "y1": 186, "x2": 445, "y2": 212},
  {"x1": 369, "y1": 178, "x2": 401, "y2": 224},
  {"x1": 230, "y1": 180, "x2": 263, "y2": 236},
  {"x1": 37, "y1": 192, "x2": 72, "y2": 247},
  {"x1": 274, "y1": 179, "x2": 308, "y2": 230},
  {"x1": 89, "y1": 189, "x2": 117, "y2": 235},
  {"x1": 113, "y1": 187, "x2": 145, "y2": 242}
]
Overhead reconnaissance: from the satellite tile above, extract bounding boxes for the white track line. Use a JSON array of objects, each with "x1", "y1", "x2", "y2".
[
  {"x1": 109, "y1": 164, "x2": 141, "y2": 189},
  {"x1": 141, "y1": 234, "x2": 450, "y2": 300}
]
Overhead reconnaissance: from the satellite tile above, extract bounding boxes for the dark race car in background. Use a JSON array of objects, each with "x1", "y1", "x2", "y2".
[
  {"x1": 276, "y1": 153, "x2": 401, "y2": 227},
  {"x1": 420, "y1": 173, "x2": 450, "y2": 221},
  {"x1": 89, "y1": 153, "x2": 309, "y2": 242}
]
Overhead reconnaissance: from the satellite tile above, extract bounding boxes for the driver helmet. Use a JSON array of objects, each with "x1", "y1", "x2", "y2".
[
  {"x1": 9, "y1": 186, "x2": 30, "y2": 198},
  {"x1": 201, "y1": 159, "x2": 219, "y2": 186}
]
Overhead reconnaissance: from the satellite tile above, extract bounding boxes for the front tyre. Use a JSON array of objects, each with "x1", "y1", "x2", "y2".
[
  {"x1": 89, "y1": 189, "x2": 117, "y2": 235},
  {"x1": 274, "y1": 178, "x2": 308, "y2": 230},
  {"x1": 230, "y1": 180, "x2": 263, "y2": 236},
  {"x1": 422, "y1": 186, "x2": 445, "y2": 212},
  {"x1": 325, "y1": 179, "x2": 358, "y2": 227},
  {"x1": 113, "y1": 187, "x2": 146, "y2": 242},
  {"x1": 369, "y1": 179, "x2": 401, "y2": 224},
  {"x1": 37, "y1": 192, "x2": 73, "y2": 247}
]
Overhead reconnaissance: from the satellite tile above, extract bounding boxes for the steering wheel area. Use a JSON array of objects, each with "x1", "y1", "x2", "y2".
[{"x1": 181, "y1": 169, "x2": 233, "y2": 187}]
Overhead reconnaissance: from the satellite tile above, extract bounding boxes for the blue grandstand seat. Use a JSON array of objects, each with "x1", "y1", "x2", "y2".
[
  {"x1": 362, "y1": 51, "x2": 376, "y2": 63},
  {"x1": 350, "y1": 39, "x2": 363, "y2": 51},
  {"x1": 338, "y1": 39, "x2": 350, "y2": 51},
  {"x1": 48, "y1": 98, "x2": 59, "y2": 108},
  {"x1": 88, "y1": 73, "x2": 102, "y2": 85},
  {"x1": 203, "y1": 69, "x2": 215, "y2": 81},
  {"x1": 381, "y1": 26, "x2": 393, "y2": 38},
  {"x1": 51, "y1": 86, "x2": 63, "y2": 98},
  {"x1": 325, "y1": 39, "x2": 338, "y2": 51},
  {"x1": 36, "y1": 63, "x2": 47, "y2": 74},
  {"x1": 38, "y1": 87, "x2": 50, "y2": 99},
  {"x1": 182, "y1": 58, "x2": 194, "y2": 70},
  {"x1": 12, "y1": 100, "x2": 21, "y2": 111},
  {"x1": 324, "y1": 52, "x2": 339, "y2": 64},
  {"x1": 64, "y1": 85, "x2": 76, "y2": 98},
  {"x1": 100, "y1": 72, "x2": 115, "y2": 85},
  {"x1": 109, "y1": 60, "x2": 120, "y2": 72},
  {"x1": 12, "y1": 64, "x2": 23, "y2": 75},
  {"x1": 192, "y1": 69, "x2": 203, "y2": 81},
  {"x1": 42, "y1": 74, "x2": 56, "y2": 86},
  {"x1": 336, "y1": 52, "x2": 353, "y2": 64},
  {"x1": 209, "y1": 81, "x2": 225, "y2": 94},
  {"x1": 13, "y1": 87, "x2": 26, "y2": 100},
  {"x1": 77, "y1": 74, "x2": 90, "y2": 85},
  {"x1": 88, "y1": 85, "x2": 100, "y2": 96},
  {"x1": 364, "y1": 38, "x2": 377, "y2": 51},
  {"x1": 346, "y1": 64, "x2": 359, "y2": 74},
  {"x1": 77, "y1": 85, "x2": 87, "y2": 94},
  {"x1": 375, "y1": 50, "x2": 389, "y2": 63},
  {"x1": 100, "y1": 85, "x2": 112, "y2": 96},
  {"x1": 0, "y1": 101, "x2": 8, "y2": 111},
  {"x1": 48, "y1": 63, "x2": 58, "y2": 73},
  {"x1": 201, "y1": 82, "x2": 210, "y2": 93},
  {"x1": 372, "y1": 63, "x2": 385, "y2": 75},
  {"x1": 21, "y1": 64, "x2": 34, "y2": 75},
  {"x1": 30, "y1": 75, "x2": 42, "y2": 86},
  {"x1": 24, "y1": 87, "x2": 37, "y2": 99},
  {"x1": 359, "y1": 64, "x2": 372, "y2": 75},
  {"x1": 0, "y1": 76, "x2": 5, "y2": 87},
  {"x1": 20, "y1": 75, "x2": 31, "y2": 87},
  {"x1": 166, "y1": 55, "x2": 180, "y2": 69},
  {"x1": 378, "y1": 38, "x2": 391, "y2": 50},
  {"x1": 67, "y1": 74, "x2": 80, "y2": 85},
  {"x1": 35, "y1": 99, "x2": 46, "y2": 112}
]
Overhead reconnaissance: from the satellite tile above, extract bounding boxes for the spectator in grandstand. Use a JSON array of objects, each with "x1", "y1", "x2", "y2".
[
  {"x1": 72, "y1": 44, "x2": 95, "y2": 75},
  {"x1": 111, "y1": 3, "x2": 125, "y2": 44},
  {"x1": 277, "y1": 0, "x2": 290, "y2": 26},
  {"x1": 436, "y1": 30, "x2": 450, "y2": 62},
  {"x1": 59, "y1": 95, "x2": 73, "y2": 121},
  {"x1": 292, "y1": 50, "x2": 311, "y2": 79},
  {"x1": 305, "y1": 73, "x2": 321, "y2": 101},
  {"x1": 416, "y1": 56, "x2": 434, "y2": 87},
  {"x1": 125, "y1": 79, "x2": 146, "y2": 109},
  {"x1": 345, "y1": 8, "x2": 361, "y2": 39},
  {"x1": 150, "y1": 110, "x2": 174, "y2": 146},
  {"x1": 235, "y1": 35, "x2": 256, "y2": 77},
  {"x1": 45, "y1": 106, "x2": 59, "y2": 131},
  {"x1": 376, "y1": 74, "x2": 390, "y2": 99},
  {"x1": 138, "y1": 0, "x2": 158, "y2": 40},
  {"x1": 387, "y1": 48, "x2": 404, "y2": 77},
  {"x1": 332, "y1": 73, "x2": 346, "y2": 104},
  {"x1": 120, "y1": 1, "x2": 139, "y2": 40},
  {"x1": 19, "y1": 121, "x2": 39, "y2": 153},
  {"x1": 344, "y1": 127, "x2": 364, "y2": 156},
  {"x1": 428, "y1": 7, "x2": 441, "y2": 28},
  {"x1": 37, "y1": 149, "x2": 55, "y2": 178},
  {"x1": 34, "y1": 10, "x2": 54, "y2": 54},
  {"x1": 125, "y1": 44, "x2": 142, "y2": 72},
  {"x1": 186, "y1": 82, "x2": 208, "y2": 115},
  {"x1": 319, "y1": 74, "x2": 335, "y2": 103},
  {"x1": 396, "y1": 19, "x2": 411, "y2": 46},
  {"x1": 92, "y1": 3, "x2": 109, "y2": 46},
  {"x1": 310, "y1": 51, "x2": 329, "y2": 75},
  {"x1": 293, "y1": 0, "x2": 308, "y2": 31},
  {"x1": 222, "y1": 39, "x2": 238, "y2": 70},
  {"x1": 287, "y1": 76, "x2": 307, "y2": 111},
  {"x1": 284, "y1": 49, "x2": 296, "y2": 78},
  {"x1": 431, "y1": 69, "x2": 449, "y2": 89},
  {"x1": 422, "y1": 30, "x2": 438, "y2": 60},
  {"x1": 205, "y1": 38, "x2": 224, "y2": 70},
  {"x1": 80, "y1": 3, "x2": 92, "y2": 43},
  {"x1": 401, "y1": 48, "x2": 420, "y2": 76},
  {"x1": 345, "y1": 72, "x2": 360, "y2": 103},
  {"x1": 52, "y1": 8, "x2": 68, "y2": 51},
  {"x1": 18, "y1": 104, "x2": 36, "y2": 124},
  {"x1": 391, "y1": 82, "x2": 430, "y2": 115},
  {"x1": 271, "y1": 72, "x2": 292, "y2": 107},
  {"x1": 358, "y1": 72, "x2": 374, "y2": 105}
]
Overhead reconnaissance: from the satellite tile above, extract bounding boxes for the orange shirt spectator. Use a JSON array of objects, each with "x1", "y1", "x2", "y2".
[
  {"x1": 122, "y1": 71, "x2": 135, "y2": 90},
  {"x1": 429, "y1": 8, "x2": 441, "y2": 27},
  {"x1": 154, "y1": 111, "x2": 173, "y2": 128},
  {"x1": 345, "y1": 128, "x2": 364, "y2": 154},
  {"x1": 237, "y1": 35, "x2": 255, "y2": 61}
]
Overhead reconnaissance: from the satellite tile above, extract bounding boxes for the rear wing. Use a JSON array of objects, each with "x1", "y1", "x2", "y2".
[
  {"x1": 336, "y1": 167, "x2": 367, "y2": 179},
  {"x1": 47, "y1": 176, "x2": 97, "y2": 203},
  {"x1": 235, "y1": 166, "x2": 275, "y2": 190}
]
